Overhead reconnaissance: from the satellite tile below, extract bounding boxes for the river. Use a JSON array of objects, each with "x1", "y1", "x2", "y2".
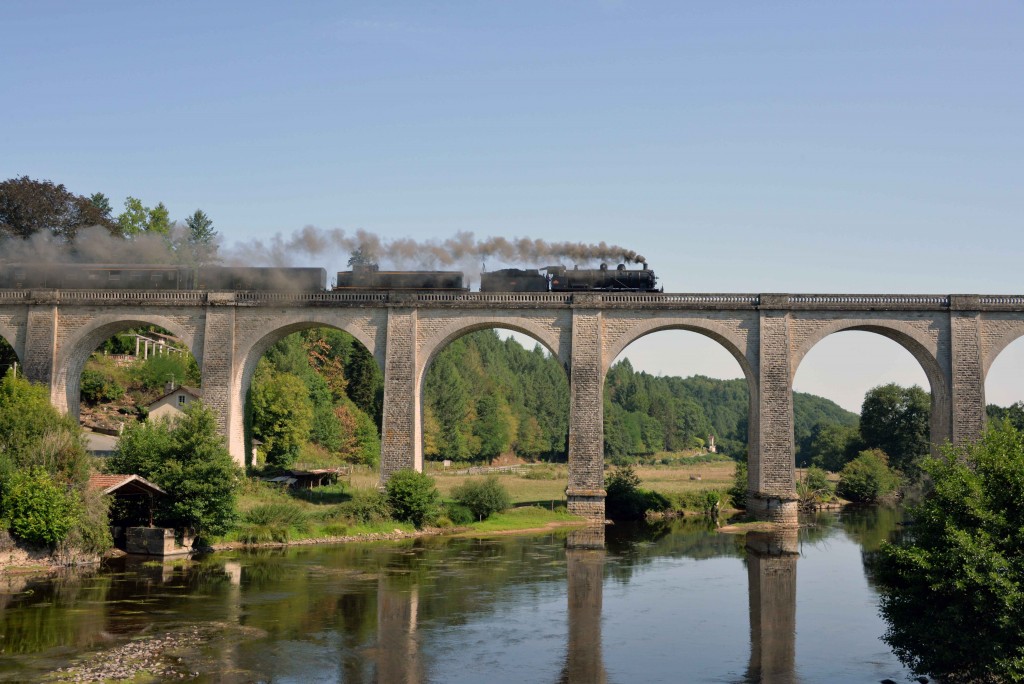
[{"x1": 0, "y1": 507, "x2": 910, "y2": 683}]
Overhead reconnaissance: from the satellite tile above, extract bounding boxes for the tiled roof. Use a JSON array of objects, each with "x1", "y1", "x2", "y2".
[{"x1": 87, "y1": 473, "x2": 166, "y2": 496}]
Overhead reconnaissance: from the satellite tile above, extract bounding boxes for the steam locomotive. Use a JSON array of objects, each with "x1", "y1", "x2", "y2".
[
  {"x1": 0, "y1": 260, "x2": 657, "y2": 293},
  {"x1": 479, "y1": 263, "x2": 658, "y2": 292}
]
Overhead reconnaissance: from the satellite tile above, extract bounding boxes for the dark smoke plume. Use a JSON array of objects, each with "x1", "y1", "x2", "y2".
[
  {"x1": 1, "y1": 225, "x2": 644, "y2": 271},
  {"x1": 0, "y1": 225, "x2": 215, "y2": 264},
  {"x1": 225, "y1": 228, "x2": 645, "y2": 269}
]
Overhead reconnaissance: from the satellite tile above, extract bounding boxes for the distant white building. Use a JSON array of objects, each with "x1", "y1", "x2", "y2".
[{"x1": 146, "y1": 383, "x2": 201, "y2": 422}]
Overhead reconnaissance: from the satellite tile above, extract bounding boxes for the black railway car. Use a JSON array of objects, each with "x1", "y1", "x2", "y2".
[
  {"x1": 479, "y1": 268, "x2": 550, "y2": 292},
  {"x1": 0, "y1": 263, "x2": 192, "y2": 290},
  {"x1": 197, "y1": 266, "x2": 327, "y2": 291},
  {"x1": 335, "y1": 264, "x2": 466, "y2": 291},
  {"x1": 548, "y1": 263, "x2": 658, "y2": 292}
]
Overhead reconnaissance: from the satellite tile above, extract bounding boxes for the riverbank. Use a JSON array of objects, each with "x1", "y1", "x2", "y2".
[{"x1": 0, "y1": 506, "x2": 591, "y2": 576}]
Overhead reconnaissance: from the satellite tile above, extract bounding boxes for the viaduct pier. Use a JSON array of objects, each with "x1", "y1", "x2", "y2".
[{"x1": 3, "y1": 288, "x2": 1023, "y2": 523}]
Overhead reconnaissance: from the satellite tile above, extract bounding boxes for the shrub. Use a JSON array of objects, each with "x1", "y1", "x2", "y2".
[
  {"x1": 444, "y1": 503, "x2": 474, "y2": 525},
  {"x1": 1, "y1": 467, "x2": 79, "y2": 546},
  {"x1": 80, "y1": 369, "x2": 125, "y2": 405},
  {"x1": 605, "y1": 465, "x2": 670, "y2": 520},
  {"x1": 837, "y1": 449, "x2": 901, "y2": 503},
  {"x1": 670, "y1": 488, "x2": 729, "y2": 513},
  {"x1": 385, "y1": 470, "x2": 441, "y2": 528},
  {"x1": 236, "y1": 502, "x2": 310, "y2": 544},
  {"x1": 797, "y1": 466, "x2": 835, "y2": 504},
  {"x1": 452, "y1": 476, "x2": 511, "y2": 521},
  {"x1": 728, "y1": 460, "x2": 748, "y2": 509},
  {"x1": 244, "y1": 502, "x2": 310, "y2": 530},
  {"x1": 59, "y1": 486, "x2": 112, "y2": 555},
  {"x1": 699, "y1": 489, "x2": 722, "y2": 516},
  {"x1": 338, "y1": 489, "x2": 392, "y2": 524}
]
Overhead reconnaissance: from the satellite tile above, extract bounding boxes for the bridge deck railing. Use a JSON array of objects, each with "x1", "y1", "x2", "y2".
[{"x1": 1, "y1": 290, "x2": 1022, "y2": 311}]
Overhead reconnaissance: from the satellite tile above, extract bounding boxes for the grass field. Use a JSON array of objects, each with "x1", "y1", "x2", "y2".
[
  {"x1": 225, "y1": 460, "x2": 740, "y2": 545},
  {"x1": 348, "y1": 460, "x2": 738, "y2": 506}
]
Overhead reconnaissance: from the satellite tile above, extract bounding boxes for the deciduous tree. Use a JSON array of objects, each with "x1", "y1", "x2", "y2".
[
  {"x1": 874, "y1": 422, "x2": 1024, "y2": 682},
  {"x1": 860, "y1": 384, "x2": 930, "y2": 475},
  {"x1": 109, "y1": 402, "x2": 240, "y2": 537},
  {"x1": 250, "y1": 361, "x2": 314, "y2": 469},
  {"x1": 0, "y1": 176, "x2": 118, "y2": 240}
]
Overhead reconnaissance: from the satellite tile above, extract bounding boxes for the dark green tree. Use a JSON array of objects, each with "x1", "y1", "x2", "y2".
[
  {"x1": 249, "y1": 361, "x2": 314, "y2": 469},
  {"x1": 452, "y1": 476, "x2": 511, "y2": 521},
  {"x1": 860, "y1": 383, "x2": 931, "y2": 475},
  {"x1": 801, "y1": 422, "x2": 864, "y2": 471},
  {"x1": 345, "y1": 343, "x2": 383, "y2": 427},
  {"x1": 109, "y1": 402, "x2": 241, "y2": 537},
  {"x1": 0, "y1": 372, "x2": 90, "y2": 488},
  {"x1": 183, "y1": 209, "x2": 219, "y2": 265},
  {"x1": 88, "y1": 192, "x2": 113, "y2": 219},
  {"x1": 0, "y1": 339, "x2": 17, "y2": 376},
  {"x1": 1, "y1": 467, "x2": 79, "y2": 546},
  {"x1": 425, "y1": 355, "x2": 471, "y2": 460},
  {"x1": 987, "y1": 401, "x2": 1024, "y2": 432},
  {"x1": 347, "y1": 246, "x2": 376, "y2": 267},
  {"x1": 385, "y1": 470, "x2": 440, "y2": 528},
  {"x1": 874, "y1": 422, "x2": 1024, "y2": 682},
  {"x1": 473, "y1": 395, "x2": 511, "y2": 463},
  {"x1": 728, "y1": 459, "x2": 748, "y2": 509}
]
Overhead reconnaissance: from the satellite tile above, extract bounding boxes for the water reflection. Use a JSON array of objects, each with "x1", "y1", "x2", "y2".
[
  {"x1": 0, "y1": 513, "x2": 916, "y2": 683},
  {"x1": 560, "y1": 527, "x2": 607, "y2": 684},
  {"x1": 744, "y1": 530, "x2": 799, "y2": 684}
]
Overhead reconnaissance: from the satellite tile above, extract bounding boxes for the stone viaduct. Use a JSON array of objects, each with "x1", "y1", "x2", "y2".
[{"x1": 2, "y1": 288, "x2": 1023, "y2": 523}]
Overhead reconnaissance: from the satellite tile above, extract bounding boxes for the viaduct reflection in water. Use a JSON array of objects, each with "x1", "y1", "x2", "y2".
[
  {"x1": 744, "y1": 530, "x2": 799, "y2": 684},
  {"x1": 558, "y1": 525, "x2": 801, "y2": 684},
  {"x1": 561, "y1": 526, "x2": 608, "y2": 684}
]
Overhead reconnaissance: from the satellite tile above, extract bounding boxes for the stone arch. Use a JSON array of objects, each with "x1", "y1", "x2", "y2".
[
  {"x1": 0, "y1": 318, "x2": 23, "y2": 368},
  {"x1": 790, "y1": 318, "x2": 950, "y2": 450},
  {"x1": 981, "y1": 322, "x2": 1024, "y2": 380},
  {"x1": 54, "y1": 314, "x2": 199, "y2": 419},
  {"x1": 231, "y1": 316, "x2": 383, "y2": 467},
  {"x1": 599, "y1": 315, "x2": 759, "y2": 465},
  {"x1": 416, "y1": 316, "x2": 567, "y2": 388},
  {"x1": 413, "y1": 315, "x2": 570, "y2": 472},
  {"x1": 601, "y1": 317, "x2": 756, "y2": 385}
]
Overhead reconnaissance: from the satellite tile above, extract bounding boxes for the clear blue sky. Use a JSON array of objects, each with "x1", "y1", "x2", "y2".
[{"x1": 3, "y1": 1, "x2": 1022, "y2": 410}]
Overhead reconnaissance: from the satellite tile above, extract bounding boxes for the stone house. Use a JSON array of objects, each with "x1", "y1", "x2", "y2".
[{"x1": 146, "y1": 383, "x2": 201, "y2": 422}]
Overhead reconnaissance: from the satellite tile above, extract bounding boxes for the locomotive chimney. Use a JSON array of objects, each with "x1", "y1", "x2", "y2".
[{"x1": 642, "y1": 262, "x2": 649, "y2": 270}]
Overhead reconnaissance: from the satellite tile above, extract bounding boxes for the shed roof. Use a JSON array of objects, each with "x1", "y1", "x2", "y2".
[{"x1": 88, "y1": 474, "x2": 166, "y2": 497}]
